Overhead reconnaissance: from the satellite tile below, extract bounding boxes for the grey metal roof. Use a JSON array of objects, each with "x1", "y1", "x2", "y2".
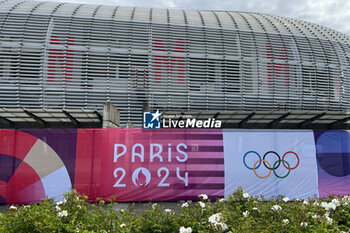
[{"x1": 1, "y1": 0, "x2": 349, "y2": 43}]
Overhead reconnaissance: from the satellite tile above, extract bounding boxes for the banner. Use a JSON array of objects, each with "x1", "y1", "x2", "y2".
[
  {"x1": 0, "y1": 129, "x2": 75, "y2": 204},
  {"x1": 223, "y1": 129, "x2": 318, "y2": 199},
  {"x1": 0, "y1": 128, "x2": 349, "y2": 204},
  {"x1": 315, "y1": 130, "x2": 350, "y2": 198},
  {"x1": 74, "y1": 129, "x2": 224, "y2": 201}
]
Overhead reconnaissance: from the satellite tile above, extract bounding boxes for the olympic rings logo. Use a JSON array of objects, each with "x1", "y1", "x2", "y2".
[{"x1": 243, "y1": 151, "x2": 300, "y2": 179}]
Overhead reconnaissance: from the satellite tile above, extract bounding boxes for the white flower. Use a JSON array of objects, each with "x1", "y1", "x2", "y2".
[
  {"x1": 9, "y1": 206, "x2": 17, "y2": 211},
  {"x1": 328, "y1": 203, "x2": 337, "y2": 210},
  {"x1": 199, "y1": 201, "x2": 205, "y2": 208},
  {"x1": 198, "y1": 194, "x2": 208, "y2": 200},
  {"x1": 120, "y1": 223, "x2": 126, "y2": 228},
  {"x1": 219, "y1": 198, "x2": 226, "y2": 203},
  {"x1": 57, "y1": 210, "x2": 68, "y2": 217},
  {"x1": 343, "y1": 200, "x2": 350, "y2": 206},
  {"x1": 324, "y1": 211, "x2": 330, "y2": 218},
  {"x1": 282, "y1": 219, "x2": 289, "y2": 224},
  {"x1": 55, "y1": 206, "x2": 61, "y2": 211},
  {"x1": 179, "y1": 226, "x2": 192, "y2": 233},
  {"x1": 321, "y1": 202, "x2": 336, "y2": 211},
  {"x1": 326, "y1": 216, "x2": 333, "y2": 224},
  {"x1": 282, "y1": 197, "x2": 290, "y2": 202},
  {"x1": 77, "y1": 205, "x2": 82, "y2": 209},
  {"x1": 164, "y1": 209, "x2": 174, "y2": 215},
  {"x1": 271, "y1": 205, "x2": 282, "y2": 211},
  {"x1": 252, "y1": 207, "x2": 258, "y2": 210},
  {"x1": 295, "y1": 198, "x2": 300, "y2": 201},
  {"x1": 243, "y1": 193, "x2": 251, "y2": 199},
  {"x1": 211, "y1": 223, "x2": 227, "y2": 231},
  {"x1": 220, "y1": 223, "x2": 228, "y2": 231},
  {"x1": 342, "y1": 195, "x2": 350, "y2": 202},
  {"x1": 300, "y1": 222, "x2": 308, "y2": 227},
  {"x1": 312, "y1": 214, "x2": 319, "y2": 219},
  {"x1": 56, "y1": 201, "x2": 64, "y2": 206},
  {"x1": 152, "y1": 203, "x2": 158, "y2": 209},
  {"x1": 243, "y1": 211, "x2": 249, "y2": 217},
  {"x1": 303, "y1": 200, "x2": 308, "y2": 205},
  {"x1": 181, "y1": 202, "x2": 189, "y2": 208},
  {"x1": 208, "y1": 213, "x2": 228, "y2": 231},
  {"x1": 332, "y1": 198, "x2": 340, "y2": 207},
  {"x1": 208, "y1": 213, "x2": 223, "y2": 224}
]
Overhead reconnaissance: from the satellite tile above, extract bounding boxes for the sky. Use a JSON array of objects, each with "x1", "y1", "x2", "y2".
[{"x1": 44, "y1": 0, "x2": 350, "y2": 35}]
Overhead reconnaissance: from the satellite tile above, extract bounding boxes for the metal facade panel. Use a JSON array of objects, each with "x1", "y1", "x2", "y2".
[
  {"x1": 200, "y1": 11, "x2": 219, "y2": 27},
  {"x1": 35, "y1": 2, "x2": 62, "y2": 14},
  {"x1": 0, "y1": 1, "x2": 349, "y2": 126},
  {"x1": 151, "y1": 8, "x2": 167, "y2": 23},
  {"x1": 185, "y1": 10, "x2": 203, "y2": 26},
  {"x1": 133, "y1": 7, "x2": 150, "y2": 22},
  {"x1": 53, "y1": 2, "x2": 81, "y2": 15},
  {"x1": 215, "y1": 11, "x2": 236, "y2": 29},
  {"x1": 74, "y1": 4, "x2": 98, "y2": 17},
  {"x1": 0, "y1": 0, "x2": 25, "y2": 11},
  {"x1": 168, "y1": 9, "x2": 185, "y2": 24},
  {"x1": 94, "y1": 5, "x2": 117, "y2": 18},
  {"x1": 114, "y1": 6, "x2": 133, "y2": 20}
]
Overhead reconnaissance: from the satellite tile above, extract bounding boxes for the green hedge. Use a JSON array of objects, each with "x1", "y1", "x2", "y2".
[{"x1": 1, "y1": 188, "x2": 350, "y2": 232}]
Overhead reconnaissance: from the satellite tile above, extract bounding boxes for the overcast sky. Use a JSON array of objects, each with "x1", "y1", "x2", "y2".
[{"x1": 44, "y1": 0, "x2": 350, "y2": 35}]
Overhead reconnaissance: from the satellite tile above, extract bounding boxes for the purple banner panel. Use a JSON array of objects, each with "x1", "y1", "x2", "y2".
[{"x1": 315, "y1": 130, "x2": 350, "y2": 198}]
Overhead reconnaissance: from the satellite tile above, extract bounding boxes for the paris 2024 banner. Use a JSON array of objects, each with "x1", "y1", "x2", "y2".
[{"x1": 0, "y1": 128, "x2": 349, "y2": 204}]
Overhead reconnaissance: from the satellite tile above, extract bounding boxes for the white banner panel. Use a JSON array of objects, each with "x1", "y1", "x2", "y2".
[{"x1": 223, "y1": 129, "x2": 318, "y2": 199}]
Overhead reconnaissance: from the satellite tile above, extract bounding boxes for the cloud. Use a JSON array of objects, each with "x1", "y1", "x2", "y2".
[{"x1": 43, "y1": 0, "x2": 350, "y2": 35}]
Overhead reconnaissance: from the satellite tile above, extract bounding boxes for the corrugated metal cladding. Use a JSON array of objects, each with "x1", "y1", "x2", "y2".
[{"x1": 0, "y1": 0, "x2": 350, "y2": 126}]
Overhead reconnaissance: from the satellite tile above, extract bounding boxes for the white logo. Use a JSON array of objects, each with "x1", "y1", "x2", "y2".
[{"x1": 132, "y1": 167, "x2": 151, "y2": 187}]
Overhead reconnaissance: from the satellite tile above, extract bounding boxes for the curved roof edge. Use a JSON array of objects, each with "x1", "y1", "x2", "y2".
[{"x1": 0, "y1": 0, "x2": 349, "y2": 44}]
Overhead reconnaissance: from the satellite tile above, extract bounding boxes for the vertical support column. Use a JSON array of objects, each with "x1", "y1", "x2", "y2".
[
  {"x1": 142, "y1": 101, "x2": 150, "y2": 112},
  {"x1": 102, "y1": 102, "x2": 120, "y2": 128}
]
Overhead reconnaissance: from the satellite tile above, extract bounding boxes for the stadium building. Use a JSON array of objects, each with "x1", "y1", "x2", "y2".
[{"x1": 0, "y1": 0, "x2": 349, "y2": 128}]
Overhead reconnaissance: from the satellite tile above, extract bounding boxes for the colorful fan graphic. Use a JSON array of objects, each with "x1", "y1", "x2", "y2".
[{"x1": 0, "y1": 130, "x2": 71, "y2": 204}]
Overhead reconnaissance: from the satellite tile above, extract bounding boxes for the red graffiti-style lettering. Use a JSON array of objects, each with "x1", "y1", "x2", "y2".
[
  {"x1": 153, "y1": 39, "x2": 185, "y2": 84},
  {"x1": 266, "y1": 43, "x2": 289, "y2": 86},
  {"x1": 48, "y1": 36, "x2": 74, "y2": 82}
]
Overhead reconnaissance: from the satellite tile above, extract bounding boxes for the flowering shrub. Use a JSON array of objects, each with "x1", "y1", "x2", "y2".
[{"x1": 1, "y1": 188, "x2": 350, "y2": 232}]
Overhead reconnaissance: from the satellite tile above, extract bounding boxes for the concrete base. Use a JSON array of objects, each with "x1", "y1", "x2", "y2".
[
  {"x1": 102, "y1": 102, "x2": 120, "y2": 128},
  {"x1": 125, "y1": 122, "x2": 134, "y2": 128}
]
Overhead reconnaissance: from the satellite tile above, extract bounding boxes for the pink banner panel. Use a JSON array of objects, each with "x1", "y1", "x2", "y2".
[{"x1": 74, "y1": 129, "x2": 224, "y2": 202}]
